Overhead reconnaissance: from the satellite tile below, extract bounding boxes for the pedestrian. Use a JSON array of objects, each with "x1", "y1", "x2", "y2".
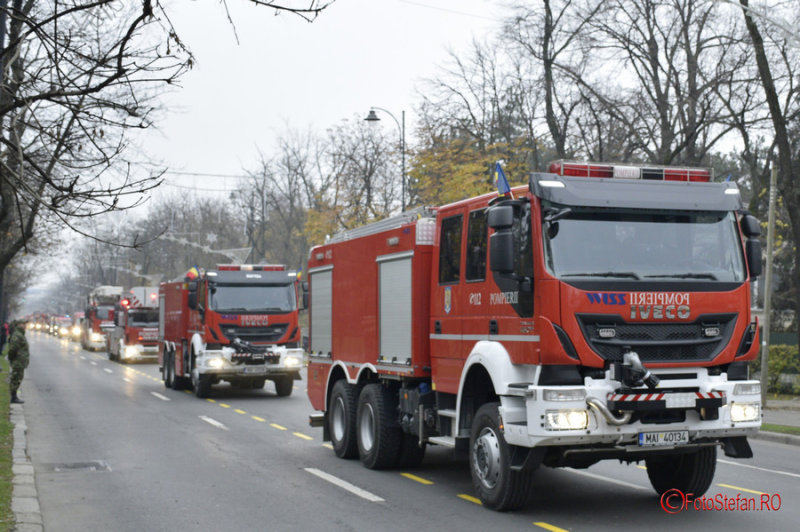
[{"x1": 7, "y1": 320, "x2": 29, "y2": 404}]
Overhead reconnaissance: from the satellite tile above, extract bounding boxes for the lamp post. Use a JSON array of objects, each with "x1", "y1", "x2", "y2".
[{"x1": 365, "y1": 107, "x2": 406, "y2": 212}]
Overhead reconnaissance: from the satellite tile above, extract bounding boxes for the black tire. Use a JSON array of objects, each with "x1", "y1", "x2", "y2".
[
  {"x1": 645, "y1": 446, "x2": 717, "y2": 497},
  {"x1": 193, "y1": 372, "x2": 212, "y2": 398},
  {"x1": 329, "y1": 380, "x2": 359, "y2": 459},
  {"x1": 395, "y1": 432, "x2": 426, "y2": 468},
  {"x1": 470, "y1": 402, "x2": 534, "y2": 511},
  {"x1": 356, "y1": 383, "x2": 401, "y2": 469},
  {"x1": 164, "y1": 350, "x2": 176, "y2": 389},
  {"x1": 274, "y1": 376, "x2": 293, "y2": 397}
]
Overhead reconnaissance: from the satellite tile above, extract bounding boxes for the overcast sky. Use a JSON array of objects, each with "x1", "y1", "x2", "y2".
[{"x1": 137, "y1": 0, "x2": 505, "y2": 198}]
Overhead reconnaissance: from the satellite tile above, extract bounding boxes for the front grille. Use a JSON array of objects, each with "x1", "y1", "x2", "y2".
[
  {"x1": 577, "y1": 313, "x2": 737, "y2": 363},
  {"x1": 220, "y1": 323, "x2": 289, "y2": 344}
]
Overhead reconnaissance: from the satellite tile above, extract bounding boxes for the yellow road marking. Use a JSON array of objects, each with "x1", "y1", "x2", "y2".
[
  {"x1": 234, "y1": 409, "x2": 246, "y2": 415},
  {"x1": 293, "y1": 432, "x2": 313, "y2": 441},
  {"x1": 322, "y1": 443, "x2": 333, "y2": 450},
  {"x1": 183, "y1": 390, "x2": 192, "y2": 394},
  {"x1": 636, "y1": 465, "x2": 647, "y2": 470},
  {"x1": 717, "y1": 483, "x2": 766, "y2": 495},
  {"x1": 534, "y1": 522, "x2": 569, "y2": 532},
  {"x1": 252, "y1": 416, "x2": 266, "y2": 422},
  {"x1": 270, "y1": 423, "x2": 287, "y2": 431},
  {"x1": 457, "y1": 494, "x2": 482, "y2": 505},
  {"x1": 206, "y1": 399, "x2": 216, "y2": 403},
  {"x1": 219, "y1": 403, "x2": 231, "y2": 408},
  {"x1": 400, "y1": 473, "x2": 433, "y2": 485}
]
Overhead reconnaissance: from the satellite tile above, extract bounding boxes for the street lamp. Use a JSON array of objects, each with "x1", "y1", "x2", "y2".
[{"x1": 365, "y1": 107, "x2": 406, "y2": 212}]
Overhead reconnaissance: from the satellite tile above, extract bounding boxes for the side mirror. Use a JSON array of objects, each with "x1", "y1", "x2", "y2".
[
  {"x1": 187, "y1": 281, "x2": 198, "y2": 310},
  {"x1": 490, "y1": 231, "x2": 515, "y2": 274},
  {"x1": 740, "y1": 214, "x2": 761, "y2": 238},
  {"x1": 301, "y1": 281, "x2": 309, "y2": 310},
  {"x1": 488, "y1": 205, "x2": 514, "y2": 230},
  {"x1": 745, "y1": 238, "x2": 762, "y2": 278}
]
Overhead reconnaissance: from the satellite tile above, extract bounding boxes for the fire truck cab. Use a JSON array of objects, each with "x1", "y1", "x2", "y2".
[
  {"x1": 159, "y1": 265, "x2": 305, "y2": 398},
  {"x1": 307, "y1": 161, "x2": 763, "y2": 510},
  {"x1": 107, "y1": 287, "x2": 160, "y2": 363},
  {"x1": 82, "y1": 285, "x2": 123, "y2": 351}
]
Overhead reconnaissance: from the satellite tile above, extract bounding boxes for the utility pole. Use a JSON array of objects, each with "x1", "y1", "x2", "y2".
[{"x1": 760, "y1": 165, "x2": 777, "y2": 408}]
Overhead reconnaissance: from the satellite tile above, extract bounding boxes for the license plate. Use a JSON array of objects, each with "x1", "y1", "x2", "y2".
[
  {"x1": 243, "y1": 366, "x2": 266, "y2": 375},
  {"x1": 638, "y1": 430, "x2": 689, "y2": 447}
]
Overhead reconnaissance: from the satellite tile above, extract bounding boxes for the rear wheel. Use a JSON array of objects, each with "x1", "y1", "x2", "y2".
[
  {"x1": 470, "y1": 402, "x2": 534, "y2": 511},
  {"x1": 329, "y1": 380, "x2": 359, "y2": 459},
  {"x1": 164, "y1": 350, "x2": 176, "y2": 389},
  {"x1": 645, "y1": 446, "x2": 717, "y2": 497},
  {"x1": 274, "y1": 376, "x2": 293, "y2": 397},
  {"x1": 356, "y1": 383, "x2": 401, "y2": 469}
]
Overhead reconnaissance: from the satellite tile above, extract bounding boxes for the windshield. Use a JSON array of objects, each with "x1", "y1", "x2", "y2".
[
  {"x1": 95, "y1": 306, "x2": 114, "y2": 320},
  {"x1": 543, "y1": 207, "x2": 746, "y2": 282},
  {"x1": 209, "y1": 284, "x2": 296, "y2": 313},
  {"x1": 129, "y1": 309, "x2": 159, "y2": 326}
]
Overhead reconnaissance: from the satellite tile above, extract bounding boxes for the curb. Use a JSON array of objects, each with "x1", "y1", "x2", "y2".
[
  {"x1": 751, "y1": 429, "x2": 800, "y2": 447},
  {"x1": 10, "y1": 402, "x2": 43, "y2": 532}
]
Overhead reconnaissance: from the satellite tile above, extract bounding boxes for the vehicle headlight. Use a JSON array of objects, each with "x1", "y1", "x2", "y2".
[
  {"x1": 124, "y1": 346, "x2": 140, "y2": 358},
  {"x1": 72, "y1": 327, "x2": 81, "y2": 336},
  {"x1": 734, "y1": 382, "x2": 761, "y2": 396},
  {"x1": 544, "y1": 409, "x2": 589, "y2": 430},
  {"x1": 60, "y1": 327, "x2": 69, "y2": 335},
  {"x1": 90, "y1": 332, "x2": 103, "y2": 342},
  {"x1": 543, "y1": 388, "x2": 587, "y2": 402},
  {"x1": 730, "y1": 402, "x2": 760, "y2": 423},
  {"x1": 284, "y1": 355, "x2": 302, "y2": 368},
  {"x1": 207, "y1": 357, "x2": 226, "y2": 369}
]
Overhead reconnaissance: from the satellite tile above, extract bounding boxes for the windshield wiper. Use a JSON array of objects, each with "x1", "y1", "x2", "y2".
[
  {"x1": 644, "y1": 272, "x2": 718, "y2": 280},
  {"x1": 562, "y1": 271, "x2": 641, "y2": 279}
]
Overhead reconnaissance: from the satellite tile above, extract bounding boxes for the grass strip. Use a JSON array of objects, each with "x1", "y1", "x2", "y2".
[
  {"x1": 761, "y1": 423, "x2": 800, "y2": 436},
  {"x1": 0, "y1": 346, "x2": 13, "y2": 532}
]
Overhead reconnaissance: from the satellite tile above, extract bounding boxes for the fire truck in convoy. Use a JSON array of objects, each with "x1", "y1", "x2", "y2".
[
  {"x1": 159, "y1": 265, "x2": 305, "y2": 398},
  {"x1": 82, "y1": 285, "x2": 123, "y2": 351},
  {"x1": 306, "y1": 160, "x2": 764, "y2": 510},
  {"x1": 107, "y1": 287, "x2": 160, "y2": 363}
]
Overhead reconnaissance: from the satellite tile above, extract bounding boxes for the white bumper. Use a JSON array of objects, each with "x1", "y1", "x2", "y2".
[
  {"x1": 501, "y1": 369, "x2": 762, "y2": 449},
  {"x1": 195, "y1": 345, "x2": 304, "y2": 378},
  {"x1": 120, "y1": 343, "x2": 159, "y2": 361}
]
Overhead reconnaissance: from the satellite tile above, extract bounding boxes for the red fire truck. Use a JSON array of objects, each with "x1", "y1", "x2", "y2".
[
  {"x1": 107, "y1": 287, "x2": 160, "y2": 363},
  {"x1": 82, "y1": 285, "x2": 123, "y2": 351},
  {"x1": 159, "y1": 265, "x2": 305, "y2": 398},
  {"x1": 306, "y1": 161, "x2": 763, "y2": 510}
]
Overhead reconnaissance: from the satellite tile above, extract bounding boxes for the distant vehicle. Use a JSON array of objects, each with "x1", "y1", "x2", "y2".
[
  {"x1": 53, "y1": 316, "x2": 73, "y2": 338},
  {"x1": 159, "y1": 264, "x2": 305, "y2": 398},
  {"x1": 107, "y1": 287, "x2": 159, "y2": 363},
  {"x1": 82, "y1": 285, "x2": 122, "y2": 351},
  {"x1": 70, "y1": 312, "x2": 85, "y2": 342}
]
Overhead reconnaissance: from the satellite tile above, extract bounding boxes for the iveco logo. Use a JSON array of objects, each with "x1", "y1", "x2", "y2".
[{"x1": 630, "y1": 305, "x2": 690, "y2": 320}]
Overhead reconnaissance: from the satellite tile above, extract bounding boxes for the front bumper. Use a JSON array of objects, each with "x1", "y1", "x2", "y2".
[
  {"x1": 120, "y1": 344, "x2": 159, "y2": 361},
  {"x1": 195, "y1": 346, "x2": 304, "y2": 379},
  {"x1": 500, "y1": 369, "x2": 762, "y2": 449}
]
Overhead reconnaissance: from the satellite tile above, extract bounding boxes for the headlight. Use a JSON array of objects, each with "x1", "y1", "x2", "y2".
[
  {"x1": 284, "y1": 355, "x2": 302, "y2": 368},
  {"x1": 544, "y1": 409, "x2": 589, "y2": 430},
  {"x1": 207, "y1": 357, "x2": 226, "y2": 369},
  {"x1": 60, "y1": 327, "x2": 69, "y2": 335},
  {"x1": 90, "y1": 332, "x2": 103, "y2": 342},
  {"x1": 543, "y1": 388, "x2": 587, "y2": 402},
  {"x1": 730, "y1": 402, "x2": 760, "y2": 423},
  {"x1": 124, "y1": 346, "x2": 140, "y2": 358},
  {"x1": 734, "y1": 382, "x2": 761, "y2": 396},
  {"x1": 71, "y1": 327, "x2": 81, "y2": 336}
]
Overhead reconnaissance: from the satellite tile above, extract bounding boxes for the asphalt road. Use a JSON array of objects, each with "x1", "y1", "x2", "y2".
[{"x1": 20, "y1": 332, "x2": 800, "y2": 531}]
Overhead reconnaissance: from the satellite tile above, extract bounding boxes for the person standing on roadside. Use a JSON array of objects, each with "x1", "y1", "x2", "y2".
[{"x1": 8, "y1": 320, "x2": 29, "y2": 404}]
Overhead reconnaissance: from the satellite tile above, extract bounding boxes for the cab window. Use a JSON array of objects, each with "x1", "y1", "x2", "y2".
[
  {"x1": 466, "y1": 209, "x2": 488, "y2": 282},
  {"x1": 438, "y1": 214, "x2": 463, "y2": 284}
]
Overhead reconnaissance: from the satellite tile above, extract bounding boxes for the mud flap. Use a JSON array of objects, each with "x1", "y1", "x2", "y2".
[
  {"x1": 510, "y1": 446, "x2": 546, "y2": 472},
  {"x1": 722, "y1": 436, "x2": 753, "y2": 458}
]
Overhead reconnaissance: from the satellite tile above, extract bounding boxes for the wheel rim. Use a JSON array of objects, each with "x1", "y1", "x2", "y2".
[
  {"x1": 359, "y1": 403, "x2": 376, "y2": 452},
  {"x1": 473, "y1": 427, "x2": 501, "y2": 490},
  {"x1": 332, "y1": 396, "x2": 346, "y2": 442}
]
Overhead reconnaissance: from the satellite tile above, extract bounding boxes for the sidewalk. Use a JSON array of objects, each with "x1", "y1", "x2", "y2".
[
  {"x1": 10, "y1": 402, "x2": 43, "y2": 532},
  {"x1": 756, "y1": 397, "x2": 800, "y2": 446}
]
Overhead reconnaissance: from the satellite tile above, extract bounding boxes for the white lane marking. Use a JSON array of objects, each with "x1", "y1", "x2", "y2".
[
  {"x1": 564, "y1": 468, "x2": 649, "y2": 491},
  {"x1": 90, "y1": 361, "x2": 97, "y2": 366},
  {"x1": 104, "y1": 368, "x2": 113, "y2": 374},
  {"x1": 80, "y1": 356, "x2": 86, "y2": 360},
  {"x1": 719, "y1": 459, "x2": 800, "y2": 479},
  {"x1": 151, "y1": 392, "x2": 171, "y2": 401},
  {"x1": 123, "y1": 378, "x2": 132, "y2": 383},
  {"x1": 199, "y1": 416, "x2": 229, "y2": 431},
  {"x1": 304, "y1": 468, "x2": 385, "y2": 502}
]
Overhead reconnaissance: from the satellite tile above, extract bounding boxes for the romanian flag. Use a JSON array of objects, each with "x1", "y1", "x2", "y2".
[
  {"x1": 495, "y1": 162, "x2": 513, "y2": 199},
  {"x1": 185, "y1": 265, "x2": 201, "y2": 280}
]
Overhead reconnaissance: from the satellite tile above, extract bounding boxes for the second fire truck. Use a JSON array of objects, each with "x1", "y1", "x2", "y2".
[
  {"x1": 82, "y1": 285, "x2": 122, "y2": 351},
  {"x1": 306, "y1": 160, "x2": 763, "y2": 510},
  {"x1": 159, "y1": 265, "x2": 305, "y2": 398},
  {"x1": 107, "y1": 286, "x2": 160, "y2": 363}
]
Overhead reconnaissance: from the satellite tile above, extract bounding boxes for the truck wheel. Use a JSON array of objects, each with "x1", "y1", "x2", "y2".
[
  {"x1": 645, "y1": 446, "x2": 717, "y2": 497},
  {"x1": 193, "y1": 371, "x2": 212, "y2": 398},
  {"x1": 395, "y1": 433, "x2": 426, "y2": 468},
  {"x1": 329, "y1": 380, "x2": 359, "y2": 459},
  {"x1": 470, "y1": 402, "x2": 534, "y2": 511},
  {"x1": 165, "y1": 350, "x2": 176, "y2": 389},
  {"x1": 356, "y1": 383, "x2": 401, "y2": 469},
  {"x1": 274, "y1": 376, "x2": 293, "y2": 397}
]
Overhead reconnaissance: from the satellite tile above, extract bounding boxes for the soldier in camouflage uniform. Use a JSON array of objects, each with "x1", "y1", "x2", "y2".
[{"x1": 8, "y1": 320, "x2": 29, "y2": 404}]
